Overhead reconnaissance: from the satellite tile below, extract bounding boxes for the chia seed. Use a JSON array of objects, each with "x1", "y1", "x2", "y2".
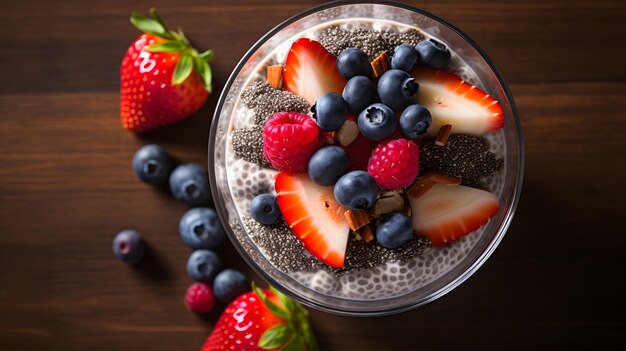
[
  {"x1": 317, "y1": 25, "x2": 425, "y2": 59},
  {"x1": 241, "y1": 81, "x2": 310, "y2": 125},
  {"x1": 419, "y1": 134, "x2": 504, "y2": 188},
  {"x1": 231, "y1": 126, "x2": 272, "y2": 168}
]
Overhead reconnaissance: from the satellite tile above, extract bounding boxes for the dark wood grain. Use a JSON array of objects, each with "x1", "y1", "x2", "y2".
[{"x1": 1, "y1": 0, "x2": 625, "y2": 350}]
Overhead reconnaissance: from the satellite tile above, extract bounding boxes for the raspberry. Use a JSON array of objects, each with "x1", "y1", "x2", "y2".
[
  {"x1": 367, "y1": 138, "x2": 420, "y2": 190},
  {"x1": 184, "y1": 282, "x2": 215, "y2": 314},
  {"x1": 263, "y1": 112, "x2": 320, "y2": 172}
]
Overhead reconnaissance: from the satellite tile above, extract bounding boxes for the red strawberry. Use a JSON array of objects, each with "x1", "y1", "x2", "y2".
[
  {"x1": 411, "y1": 65, "x2": 504, "y2": 136},
  {"x1": 263, "y1": 112, "x2": 320, "y2": 172},
  {"x1": 282, "y1": 38, "x2": 347, "y2": 105},
  {"x1": 408, "y1": 182, "x2": 500, "y2": 246},
  {"x1": 368, "y1": 138, "x2": 420, "y2": 190},
  {"x1": 275, "y1": 172, "x2": 349, "y2": 268},
  {"x1": 202, "y1": 283, "x2": 318, "y2": 351},
  {"x1": 120, "y1": 9, "x2": 213, "y2": 131}
]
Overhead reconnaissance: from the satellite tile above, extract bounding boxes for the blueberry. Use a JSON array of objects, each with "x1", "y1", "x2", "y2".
[
  {"x1": 132, "y1": 144, "x2": 174, "y2": 185},
  {"x1": 342, "y1": 76, "x2": 375, "y2": 115},
  {"x1": 179, "y1": 207, "x2": 225, "y2": 249},
  {"x1": 333, "y1": 170, "x2": 378, "y2": 210},
  {"x1": 357, "y1": 103, "x2": 397, "y2": 141},
  {"x1": 312, "y1": 92, "x2": 348, "y2": 131},
  {"x1": 250, "y1": 194, "x2": 281, "y2": 225},
  {"x1": 375, "y1": 212, "x2": 413, "y2": 249},
  {"x1": 213, "y1": 269, "x2": 248, "y2": 304},
  {"x1": 186, "y1": 249, "x2": 221, "y2": 282},
  {"x1": 112, "y1": 229, "x2": 145, "y2": 264},
  {"x1": 391, "y1": 44, "x2": 418, "y2": 72},
  {"x1": 377, "y1": 69, "x2": 419, "y2": 112},
  {"x1": 336, "y1": 48, "x2": 372, "y2": 80},
  {"x1": 416, "y1": 39, "x2": 451, "y2": 68},
  {"x1": 308, "y1": 146, "x2": 351, "y2": 186},
  {"x1": 169, "y1": 163, "x2": 210, "y2": 207},
  {"x1": 399, "y1": 104, "x2": 432, "y2": 139}
]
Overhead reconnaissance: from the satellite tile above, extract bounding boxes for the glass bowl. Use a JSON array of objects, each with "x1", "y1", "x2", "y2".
[{"x1": 208, "y1": 1, "x2": 524, "y2": 316}]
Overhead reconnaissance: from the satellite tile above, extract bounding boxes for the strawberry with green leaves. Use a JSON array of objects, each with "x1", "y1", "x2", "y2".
[
  {"x1": 202, "y1": 283, "x2": 318, "y2": 351},
  {"x1": 120, "y1": 8, "x2": 213, "y2": 132}
]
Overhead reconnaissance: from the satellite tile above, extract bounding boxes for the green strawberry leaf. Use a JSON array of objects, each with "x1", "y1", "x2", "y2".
[
  {"x1": 199, "y1": 59, "x2": 212, "y2": 93},
  {"x1": 269, "y1": 286, "x2": 297, "y2": 315},
  {"x1": 172, "y1": 53, "x2": 193, "y2": 85},
  {"x1": 130, "y1": 13, "x2": 173, "y2": 40},
  {"x1": 252, "y1": 282, "x2": 290, "y2": 320},
  {"x1": 282, "y1": 335, "x2": 305, "y2": 351},
  {"x1": 199, "y1": 50, "x2": 214, "y2": 62},
  {"x1": 146, "y1": 42, "x2": 185, "y2": 53},
  {"x1": 258, "y1": 324, "x2": 292, "y2": 350}
]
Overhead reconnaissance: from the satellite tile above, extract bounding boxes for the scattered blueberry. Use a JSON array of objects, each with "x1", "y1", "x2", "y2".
[
  {"x1": 169, "y1": 163, "x2": 210, "y2": 207},
  {"x1": 213, "y1": 269, "x2": 248, "y2": 304},
  {"x1": 250, "y1": 194, "x2": 281, "y2": 225},
  {"x1": 342, "y1": 76, "x2": 375, "y2": 115},
  {"x1": 179, "y1": 207, "x2": 225, "y2": 249},
  {"x1": 416, "y1": 39, "x2": 451, "y2": 68},
  {"x1": 186, "y1": 249, "x2": 222, "y2": 282},
  {"x1": 132, "y1": 144, "x2": 174, "y2": 185},
  {"x1": 112, "y1": 229, "x2": 145, "y2": 264},
  {"x1": 399, "y1": 104, "x2": 432, "y2": 139},
  {"x1": 391, "y1": 43, "x2": 418, "y2": 72},
  {"x1": 312, "y1": 93, "x2": 348, "y2": 132},
  {"x1": 308, "y1": 146, "x2": 351, "y2": 186},
  {"x1": 336, "y1": 48, "x2": 372, "y2": 80},
  {"x1": 375, "y1": 212, "x2": 413, "y2": 249},
  {"x1": 334, "y1": 170, "x2": 378, "y2": 210},
  {"x1": 357, "y1": 103, "x2": 397, "y2": 141},
  {"x1": 377, "y1": 69, "x2": 419, "y2": 112}
]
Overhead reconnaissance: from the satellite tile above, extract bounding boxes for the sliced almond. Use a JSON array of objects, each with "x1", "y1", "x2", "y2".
[
  {"x1": 435, "y1": 124, "x2": 452, "y2": 146},
  {"x1": 371, "y1": 51, "x2": 390, "y2": 78},
  {"x1": 361, "y1": 225, "x2": 374, "y2": 242},
  {"x1": 267, "y1": 65, "x2": 283, "y2": 89},
  {"x1": 344, "y1": 209, "x2": 370, "y2": 231},
  {"x1": 428, "y1": 172, "x2": 461, "y2": 185},
  {"x1": 334, "y1": 120, "x2": 359, "y2": 146},
  {"x1": 408, "y1": 175, "x2": 435, "y2": 199},
  {"x1": 370, "y1": 191, "x2": 405, "y2": 217}
]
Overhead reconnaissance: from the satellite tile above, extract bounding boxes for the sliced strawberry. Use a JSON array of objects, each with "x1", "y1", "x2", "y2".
[
  {"x1": 283, "y1": 38, "x2": 347, "y2": 105},
  {"x1": 275, "y1": 172, "x2": 349, "y2": 268},
  {"x1": 411, "y1": 65, "x2": 504, "y2": 136},
  {"x1": 408, "y1": 183, "x2": 499, "y2": 246}
]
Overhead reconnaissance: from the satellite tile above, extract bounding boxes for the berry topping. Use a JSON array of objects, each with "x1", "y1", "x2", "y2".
[
  {"x1": 391, "y1": 43, "x2": 418, "y2": 72},
  {"x1": 416, "y1": 39, "x2": 451, "y2": 68},
  {"x1": 357, "y1": 103, "x2": 398, "y2": 141},
  {"x1": 308, "y1": 146, "x2": 351, "y2": 186},
  {"x1": 333, "y1": 170, "x2": 378, "y2": 210},
  {"x1": 275, "y1": 172, "x2": 350, "y2": 268},
  {"x1": 411, "y1": 65, "x2": 504, "y2": 135},
  {"x1": 184, "y1": 282, "x2": 215, "y2": 314},
  {"x1": 399, "y1": 104, "x2": 432, "y2": 138},
  {"x1": 186, "y1": 249, "x2": 221, "y2": 282},
  {"x1": 169, "y1": 163, "x2": 210, "y2": 207},
  {"x1": 377, "y1": 69, "x2": 419, "y2": 112},
  {"x1": 336, "y1": 47, "x2": 372, "y2": 80},
  {"x1": 179, "y1": 207, "x2": 225, "y2": 249},
  {"x1": 342, "y1": 75, "x2": 375, "y2": 115},
  {"x1": 368, "y1": 138, "x2": 420, "y2": 190},
  {"x1": 250, "y1": 194, "x2": 281, "y2": 225},
  {"x1": 213, "y1": 269, "x2": 249, "y2": 304},
  {"x1": 262, "y1": 112, "x2": 320, "y2": 173},
  {"x1": 132, "y1": 144, "x2": 174, "y2": 185},
  {"x1": 408, "y1": 182, "x2": 499, "y2": 246},
  {"x1": 376, "y1": 212, "x2": 414, "y2": 249},
  {"x1": 112, "y1": 229, "x2": 145, "y2": 264},
  {"x1": 312, "y1": 92, "x2": 348, "y2": 131},
  {"x1": 282, "y1": 38, "x2": 347, "y2": 105}
]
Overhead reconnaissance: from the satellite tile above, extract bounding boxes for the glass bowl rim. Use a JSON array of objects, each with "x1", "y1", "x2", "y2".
[{"x1": 208, "y1": 0, "x2": 525, "y2": 316}]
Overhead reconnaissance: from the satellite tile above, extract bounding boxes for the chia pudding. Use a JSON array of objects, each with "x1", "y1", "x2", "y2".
[{"x1": 222, "y1": 19, "x2": 505, "y2": 300}]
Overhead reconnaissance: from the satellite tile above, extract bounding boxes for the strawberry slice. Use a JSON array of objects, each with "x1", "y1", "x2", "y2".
[
  {"x1": 283, "y1": 38, "x2": 347, "y2": 105},
  {"x1": 408, "y1": 183, "x2": 499, "y2": 246},
  {"x1": 411, "y1": 65, "x2": 504, "y2": 136},
  {"x1": 275, "y1": 172, "x2": 349, "y2": 268}
]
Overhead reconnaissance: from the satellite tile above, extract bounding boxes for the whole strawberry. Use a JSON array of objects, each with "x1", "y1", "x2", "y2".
[
  {"x1": 202, "y1": 283, "x2": 318, "y2": 351},
  {"x1": 120, "y1": 8, "x2": 213, "y2": 132}
]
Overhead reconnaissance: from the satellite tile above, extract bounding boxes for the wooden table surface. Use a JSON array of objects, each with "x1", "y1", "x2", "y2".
[{"x1": 1, "y1": 0, "x2": 625, "y2": 350}]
